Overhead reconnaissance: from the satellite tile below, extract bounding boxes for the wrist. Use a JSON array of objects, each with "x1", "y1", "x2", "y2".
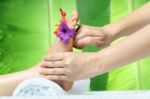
[
  {"x1": 103, "y1": 22, "x2": 125, "y2": 41},
  {"x1": 90, "y1": 52, "x2": 107, "y2": 76},
  {"x1": 102, "y1": 25, "x2": 118, "y2": 41},
  {"x1": 97, "y1": 46, "x2": 119, "y2": 74},
  {"x1": 96, "y1": 50, "x2": 112, "y2": 75}
]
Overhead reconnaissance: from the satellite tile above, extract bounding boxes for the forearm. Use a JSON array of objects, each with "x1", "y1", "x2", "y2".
[
  {"x1": 103, "y1": 2, "x2": 150, "y2": 40},
  {"x1": 98, "y1": 24, "x2": 150, "y2": 74}
]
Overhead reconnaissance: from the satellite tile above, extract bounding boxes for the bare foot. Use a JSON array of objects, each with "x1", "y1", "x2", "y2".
[
  {"x1": 44, "y1": 10, "x2": 79, "y2": 91},
  {"x1": 49, "y1": 10, "x2": 79, "y2": 53}
]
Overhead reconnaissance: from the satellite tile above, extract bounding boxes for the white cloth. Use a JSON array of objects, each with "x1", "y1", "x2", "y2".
[{"x1": 13, "y1": 77, "x2": 67, "y2": 96}]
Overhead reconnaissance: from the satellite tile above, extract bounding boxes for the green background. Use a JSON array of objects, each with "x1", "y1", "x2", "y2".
[{"x1": 0, "y1": 0, "x2": 150, "y2": 91}]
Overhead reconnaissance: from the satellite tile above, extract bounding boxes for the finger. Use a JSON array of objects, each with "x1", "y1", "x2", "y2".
[
  {"x1": 76, "y1": 29, "x2": 101, "y2": 40},
  {"x1": 73, "y1": 40, "x2": 84, "y2": 49},
  {"x1": 77, "y1": 36, "x2": 102, "y2": 47},
  {"x1": 67, "y1": 11, "x2": 79, "y2": 28},
  {"x1": 41, "y1": 61, "x2": 66, "y2": 68},
  {"x1": 70, "y1": 20, "x2": 78, "y2": 28},
  {"x1": 46, "y1": 75, "x2": 70, "y2": 81},
  {"x1": 71, "y1": 11, "x2": 79, "y2": 22},
  {"x1": 71, "y1": 11, "x2": 79, "y2": 27},
  {"x1": 45, "y1": 53, "x2": 64, "y2": 61},
  {"x1": 40, "y1": 68, "x2": 66, "y2": 75}
]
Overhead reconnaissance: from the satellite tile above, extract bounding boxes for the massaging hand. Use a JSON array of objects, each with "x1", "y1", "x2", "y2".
[
  {"x1": 74, "y1": 25, "x2": 114, "y2": 48},
  {"x1": 40, "y1": 52, "x2": 102, "y2": 81}
]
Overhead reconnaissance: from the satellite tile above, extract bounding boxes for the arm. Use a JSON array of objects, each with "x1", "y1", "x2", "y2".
[
  {"x1": 99, "y1": 24, "x2": 150, "y2": 74},
  {"x1": 103, "y1": 2, "x2": 150, "y2": 40},
  {"x1": 75, "y1": 2, "x2": 150, "y2": 48},
  {"x1": 40, "y1": 24, "x2": 150, "y2": 81}
]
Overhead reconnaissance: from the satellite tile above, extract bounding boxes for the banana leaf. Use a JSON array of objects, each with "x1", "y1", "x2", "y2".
[
  {"x1": 0, "y1": 0, "x2": 49, "y2": 74},
  {"x1": 107, "y1": 0, "x2": 150, "y2": 90},
  {"x1": 76, "y1": 0, "x2": 111, "y2": 91}
]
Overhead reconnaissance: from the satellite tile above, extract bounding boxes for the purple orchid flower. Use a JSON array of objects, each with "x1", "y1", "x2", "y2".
[{"x1": 57, "y1": 22, "x2": 76, "y2": 44}]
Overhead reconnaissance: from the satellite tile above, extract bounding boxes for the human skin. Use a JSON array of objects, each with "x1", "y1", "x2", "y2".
[
  {"x1": 74, "y1": 2, "x2": 150, "y2": 48},
  {"x1": 0, "y1": 11, "x2": 78, "y2": 96},
  {"x1": 45, "y1": 11, "x2": 78, "y2": 91},
  {"x1": 40, "y1": 2, "x2": 150, "y2": 81},
  {"x1": 40, "y1": 24, "x2": 150, "y2": 81},
  {"x1": 0, "y1": 65, "x2": 40, "y2": 96}
]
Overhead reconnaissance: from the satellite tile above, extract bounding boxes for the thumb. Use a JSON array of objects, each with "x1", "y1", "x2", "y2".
[
  {"x1": 73, "y1": 39, "x2": 84, "y2": 49},
  {"x1": 77, "y1": 37, "x2": 101, "y2": 47}
]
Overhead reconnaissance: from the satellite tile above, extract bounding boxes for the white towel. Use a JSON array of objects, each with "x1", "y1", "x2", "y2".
[{"x1": 13, "y1": 77, "x2": 67, "y2": 96}]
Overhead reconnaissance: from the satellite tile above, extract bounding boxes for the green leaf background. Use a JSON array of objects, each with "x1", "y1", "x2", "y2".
[
  {"x1": 107, "y1": 0, "x2": 150, "y2": 90},
  {"x1": 0, "y1": 0, "x2": 49, "y2": 74},
  {"x1": 0, "y1": 0, "x2": 150, "y2": 91}
]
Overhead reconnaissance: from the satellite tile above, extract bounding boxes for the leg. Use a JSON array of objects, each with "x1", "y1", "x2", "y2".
[
  {"x1": 44, "y1": 11, "x2": 79, "y2": 91},
  {"x1": 0, "y1": 11, "x2": 78, "y2": 96}
]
